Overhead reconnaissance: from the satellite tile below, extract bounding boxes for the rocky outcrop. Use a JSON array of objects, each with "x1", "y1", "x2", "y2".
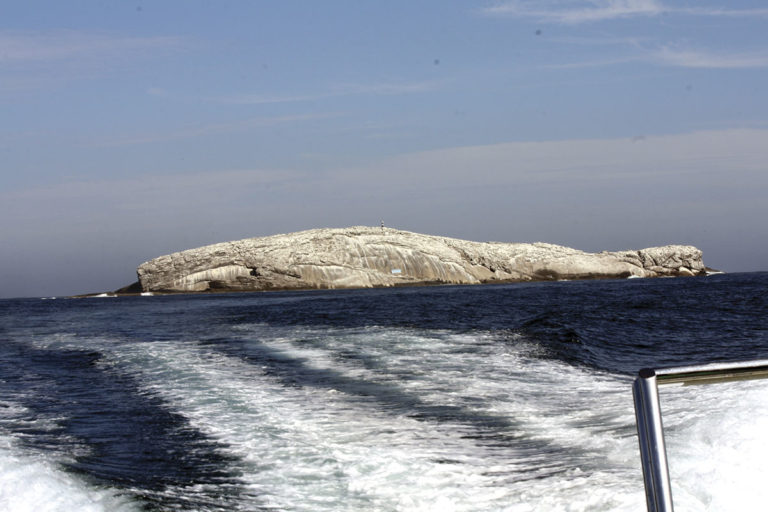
[{"x1": 132, "y1": 227, "x2": 707, "y2": 293}]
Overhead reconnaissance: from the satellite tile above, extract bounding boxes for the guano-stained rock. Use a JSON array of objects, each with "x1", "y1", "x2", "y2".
[{"x1": 134, "y1": 226, "x2": 707, "y2": 293}]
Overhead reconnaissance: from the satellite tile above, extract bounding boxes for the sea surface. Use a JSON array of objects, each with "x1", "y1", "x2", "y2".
[{"x1": 1, "y1": 272, "x2": 768, "y2": 511}]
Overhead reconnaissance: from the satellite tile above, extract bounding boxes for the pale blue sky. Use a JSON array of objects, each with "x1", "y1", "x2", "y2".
[{"x1": 2, "y1": 1, "x2": 768, "y2": 297}]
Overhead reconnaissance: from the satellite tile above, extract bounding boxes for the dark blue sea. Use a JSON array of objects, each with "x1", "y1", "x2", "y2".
[{"x1": 1, "y1": 273, "x2": 767, "y2": 511}]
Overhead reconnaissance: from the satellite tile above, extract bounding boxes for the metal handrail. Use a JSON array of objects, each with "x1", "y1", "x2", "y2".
[{"x1": 633, "y1": 360, "x2": 768, "y2": 512}]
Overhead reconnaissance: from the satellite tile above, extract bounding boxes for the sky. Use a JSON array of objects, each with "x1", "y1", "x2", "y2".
[{"x1": 2, "y1": 0, "x2": 768, "y2": 298}]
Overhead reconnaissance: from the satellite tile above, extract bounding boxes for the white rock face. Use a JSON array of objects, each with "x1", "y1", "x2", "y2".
[{"x1": 136, "y1": 226, "x2": 706, "y2": 293}]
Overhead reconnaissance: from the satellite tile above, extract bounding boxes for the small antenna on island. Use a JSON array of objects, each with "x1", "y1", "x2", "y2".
[{"x1": 380, "y1": 220, "x2": 385, "y2": 234}]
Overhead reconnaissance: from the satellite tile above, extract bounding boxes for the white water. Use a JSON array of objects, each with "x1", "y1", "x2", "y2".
[
  {"x1": 4, "y1": 326, "x2": 768, "y2": 511},
  {"x1": 0, "y1": 402, "x2": 138, "y2": 512},
  {"x1": 661, "y1": 380, "x2": 768, "y2": 510}
]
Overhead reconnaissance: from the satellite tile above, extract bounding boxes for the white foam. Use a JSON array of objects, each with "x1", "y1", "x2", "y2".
[
  {"x1": 109, "y1": 340, "x2": 511, "y2": 510},
  {"x1": 0, "y1": 436, "x2": 138, "y2": 512},
  {"x1": 89, "y1": 326, "x2": 647, "y2": 510},
  {"x1": 661, "y1": 380, "x2": 768, "y2": 510},
  {"x1": 19, "y1": 326, "x2": 768, "y2": 511},
  {"x1": 228, "y1": 325, "x2": 768, "y2": 510}
]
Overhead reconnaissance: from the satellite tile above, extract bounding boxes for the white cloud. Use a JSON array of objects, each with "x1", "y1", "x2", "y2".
[
  {"x1": 343, "y1": 128, "x2": 768, "y2": 191},
  {"x1": 212, "y1": 80, "x2": 441, "y2": 105},
  {"x1": 483, "y1": 0, "x2": 665, "y2": 23},
  {"x1": 545, "y1": 46, "x2": 768, "y2": 70},
  {"x1": 542, "y1": 55, "x2": 641, "y2": 69},
  {"x1": 0, "y1": 168, "x2": 306, "y2": 225},
  {"x1": 486, "y1": 4, "x2": 768, "y2": 70},
  {"x1": 214, "y1": 92, "x2": 328, "y2": 105},
  {"x1": 482, "y1": 0, "x2": 768, "y2": 24},
  {"x1": 85, "y1": 113, "x2": 341, "y2": 147},
  {"x1": 332, "y1": 81, "x2": 440, "y2": 96},
  {"x1": 676, "y1": 6, "x2": 768, "y2": 18},
  {"x1": 545, "y1": 35, "x2": 646, "y2": 47},
  {"x1": 653, "y1": 47, "x2": 768, "y2": 69},
  {"x1": 10, "y1": 128, "x2": 764, "y2": 209},
  {"x1": 0, "y1": 30, "x2": 188, "y2": 97},
  {"x1": 0, "y1": 30, "x2": 185, "y2": 63}
]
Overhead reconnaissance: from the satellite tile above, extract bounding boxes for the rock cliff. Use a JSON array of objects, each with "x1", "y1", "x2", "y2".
[{"x1": 133, "y1": 227, "x2": 707, "y2": 293}]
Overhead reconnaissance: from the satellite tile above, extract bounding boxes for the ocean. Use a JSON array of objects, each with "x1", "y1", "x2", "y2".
[{"x1": 1, "y1": 272, "x2": 767, "y2": 511}]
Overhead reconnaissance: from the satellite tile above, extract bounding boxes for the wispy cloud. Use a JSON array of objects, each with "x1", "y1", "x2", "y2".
[
  {"x1": 545, "y1": 35, "x2": 646, "y2": 47},
  {"x1": 212, "y1": 80, "x2": 441, "y2": 105},
  {"x1": 214, "y1": 92, "x2": 326, "y2": 105},
  {"x1": 538, "y1": 33, "x2": 768, "y2": 70},
  {"x1": 482, "y1": 0, "x2": 664, "y2": 23},
  {"x1": 11, "y1": 128, "x2": 767, "y2": 213},
  {"x1": 676, "y1": 6, "x2": 768, "y2": 18},
  {"x1": 88, "y1": 113, "x2": 341, "y2": 147},
  {"x1": 0, "y1": 30, "x2": 186, "y2": 63},
  {"x1": 652, "y1": 47, "x2": 768, "y2": 69},
  {"x1": 334, "y1": 81, "x2": 440, "y2": 96},
  {"x1": 332, "y1": 129, "x2": 768, "y2": 199},
  {"x1": 0, "y1": 30, "x2": 188, "y2": 97},
  {"x1": 543, "y1": 55, "x2": 641, "y2": 69},
  {"x1": 549, "y1": 46, "x2": 768, "y2": 69},
  {"x1": 482, "y1": 0, "x2": 768, "y2": 24}
]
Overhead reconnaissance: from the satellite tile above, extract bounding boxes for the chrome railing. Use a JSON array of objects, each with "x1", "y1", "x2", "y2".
[{"x1": 633, "y1": 360, "x2": 768, "y2": 512}]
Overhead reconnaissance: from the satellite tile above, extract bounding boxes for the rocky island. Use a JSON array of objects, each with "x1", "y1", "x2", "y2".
[{"x1": 121, "y1": 227, "x2": 708, "y2": 294}]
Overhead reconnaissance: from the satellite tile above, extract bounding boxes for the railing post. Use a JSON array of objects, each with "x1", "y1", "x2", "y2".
[
  {"x1": 633, "y1": 360, "x2": 768, "y2": 511},
  {"x1": 633, "y1": 368, "x2": 674, "y2": 512}
]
